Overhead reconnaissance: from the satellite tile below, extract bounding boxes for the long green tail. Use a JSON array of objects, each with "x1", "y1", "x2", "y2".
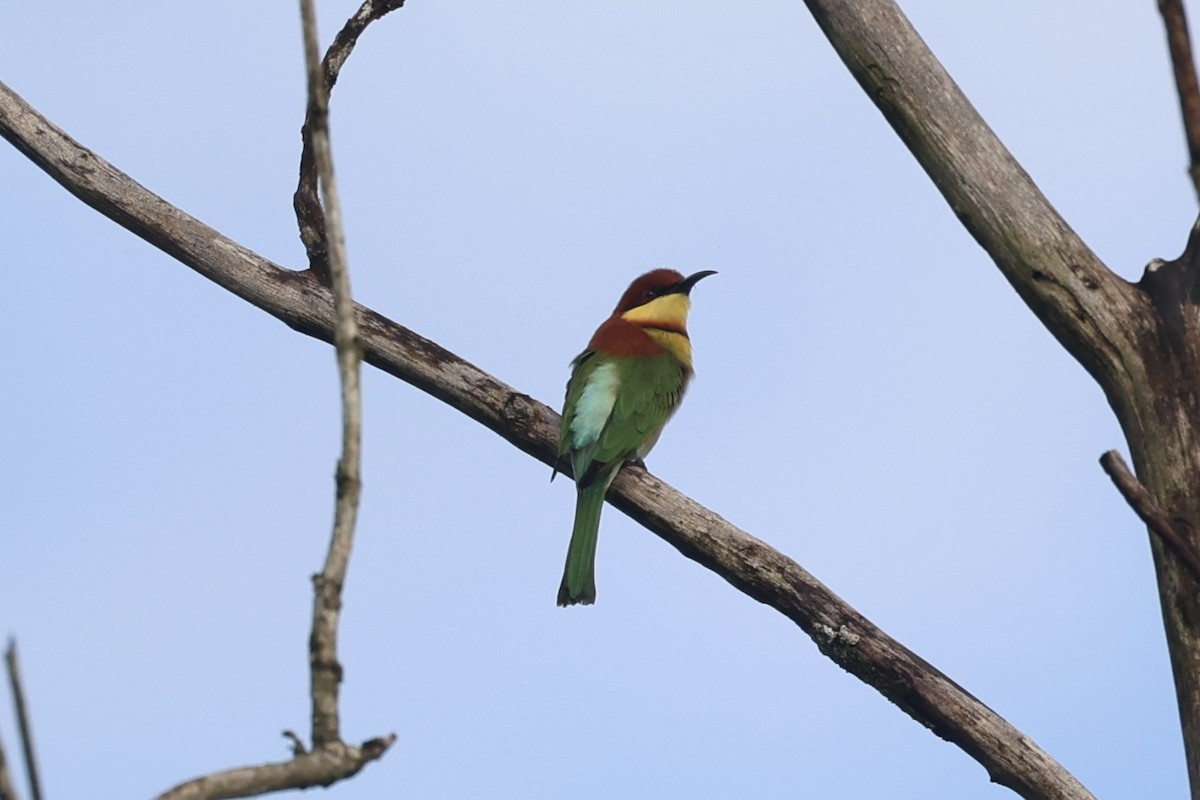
[{"x1": 557, "y1": 480, "x2": 609, "y2": 606}]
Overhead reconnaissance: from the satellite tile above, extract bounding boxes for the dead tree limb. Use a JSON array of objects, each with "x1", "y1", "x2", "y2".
[
  {"x1": 799, "y1": 0, "x2": 1143, "y2": 390},
  {"x1": 299, "y1": 0, "x2": 367, "y2": 752},
  {"x1": 154, "y1": 2, "x2": 395, "y2": 796},
  {"x1": 154, "y1": 738, "x2": 395, "y2": 800}
]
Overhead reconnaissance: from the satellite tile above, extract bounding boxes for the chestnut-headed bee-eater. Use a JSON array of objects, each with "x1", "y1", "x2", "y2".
[{"x1": 554, "y1": 268, "x2": 716, "y2": 606}]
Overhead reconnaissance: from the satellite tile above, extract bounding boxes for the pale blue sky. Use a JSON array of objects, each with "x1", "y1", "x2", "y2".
[{"x1": 1, "y1": 1, "x2": 1195, "y2": 797}]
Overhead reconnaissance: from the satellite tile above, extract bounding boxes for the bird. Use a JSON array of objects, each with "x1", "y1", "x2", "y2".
[{"x1": 554, "y1": 268, "x2": 717, "y2": 606}]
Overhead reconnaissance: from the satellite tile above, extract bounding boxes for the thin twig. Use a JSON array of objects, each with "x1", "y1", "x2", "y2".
[
  {"x1": 1160, "y1": 0, "x2": 1200, "y2": 201},
  {"x1": 281, "y1": 730, "x2": 307, "y2": 757},
  {"x1": 300, "y1": 0, "x2": 365, "y2": 751},
  {"x1": 1100, "y1": 450, "x2": 1200, "y2": 585},
  {"x1": 4, "y1": 642, "x2": 40, "y2": 800},
  {"x1": 294, "y1": 0, "x2": 406, "y2": 281}
]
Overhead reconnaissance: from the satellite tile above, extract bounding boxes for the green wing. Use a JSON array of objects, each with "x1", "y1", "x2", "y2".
[
  {"x1": 557, "y1": 349, "x2": 597, "y2": 460},
  {"x1": 571, "y1": 353, "x2": 687, "y2": 488}
]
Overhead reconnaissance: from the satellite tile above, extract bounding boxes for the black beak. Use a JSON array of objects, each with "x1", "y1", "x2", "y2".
[{"x1": 674, "y1": 270, "x2": 718, "y2": 296}]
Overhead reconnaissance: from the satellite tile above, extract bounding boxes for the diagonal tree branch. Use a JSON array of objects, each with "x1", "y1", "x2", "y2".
[
  {"x1": 3, "y1": 641, "x2": 40, "y2": 800},
  {"x1": 1159, "y1": 0, "x2": 1200, "y2": 201},
  {"x1": 0, "y1": 79, "x2": 1093, "y2": 800},
  {"x1": 800, "y1": 0, "x2": 1144, "y2": 402}
]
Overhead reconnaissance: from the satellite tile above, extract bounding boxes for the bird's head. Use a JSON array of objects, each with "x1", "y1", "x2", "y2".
[{"x1": 613, "y1": 269, "x2": 718, "y2": 324}]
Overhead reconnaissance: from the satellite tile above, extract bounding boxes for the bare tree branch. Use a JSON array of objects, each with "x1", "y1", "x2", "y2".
[
  {"x1": 1159, "y1": 0, "x2": 1200, "y2": 201},
  {"x1": 299, "y1": 0, "x2": 365, "y2": 752},
  {"x1": 3, "y1": 642, "x2": 40, "y2": 800},
  {"x1": 295, "y1": 0, "x2": 406, "y2": 280},
  {"x1": 800, "y1": 0, "x2": 1144, "y2": 402},
  {"x1": 1101, "y1": 450, "x2": 1200, "y2": 585},
  {"x1": 141, "y1": 1, "x2": 399, "y2": 795},
  {"x1": 0, "y1": 80, "x2": 1094, "y2": 800}
]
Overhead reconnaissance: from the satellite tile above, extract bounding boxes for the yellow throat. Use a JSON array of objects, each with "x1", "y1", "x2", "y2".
[{"x1": 621, "y1": 293, "x2": 694, "y2": 366}]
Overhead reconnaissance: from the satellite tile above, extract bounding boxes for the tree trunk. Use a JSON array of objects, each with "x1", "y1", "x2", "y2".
[{"x1": 1125, "y1": 227, "x2": 1200, "y2": 794}]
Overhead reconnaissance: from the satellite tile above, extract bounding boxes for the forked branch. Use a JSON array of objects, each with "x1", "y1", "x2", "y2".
[{"x1": 155, "y1": 2, "x2": 396, "y2": 796}]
